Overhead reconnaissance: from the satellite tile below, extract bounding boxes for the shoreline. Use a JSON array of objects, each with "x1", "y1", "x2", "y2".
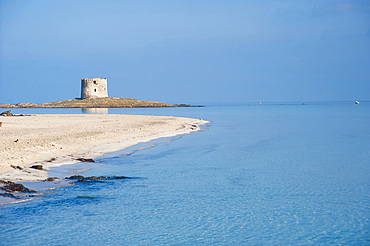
[{"x1": 0, "y1": 114, "x2": 209, "y2": 183}]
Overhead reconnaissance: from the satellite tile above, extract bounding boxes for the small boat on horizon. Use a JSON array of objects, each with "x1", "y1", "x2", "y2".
[{"x1": 355, "y1": 101, "x2": 360, "y2": 104}]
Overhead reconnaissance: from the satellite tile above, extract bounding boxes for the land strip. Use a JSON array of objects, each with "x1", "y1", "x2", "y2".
[{"x1": 0, "y1": 97, "x2": 195, "y2": 108}]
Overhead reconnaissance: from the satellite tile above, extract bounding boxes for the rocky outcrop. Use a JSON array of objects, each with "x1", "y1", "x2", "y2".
[
  {"x1": 75, "y1": 158, "x2": 95, "y2": 163},
  {"x1": 43, "y1": 177, "x2": 59, "y2": 182},
  {"x1": 11, "y1": 165, "x2": 23, "y2": 170},
  {"x1": 0, "y1": 180, "x2": 36, "y2": 193},
  {"x1": 0, "y1": 110, "x2": 30, "y2": 116},
  {"x1": 0, "y1": 110, "x2": 13, "y2": 116},
  {"x1": 0, "y1": 192, "x2": 15, "y2": 198},
  {"x1": 66, "y1": 175, "x2": 129, "y2": 182},
  {"x1": 30, "y1": 165, "x2": 44, "y2": 170}
]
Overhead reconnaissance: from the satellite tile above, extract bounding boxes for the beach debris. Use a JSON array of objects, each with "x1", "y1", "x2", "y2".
[
  {"x1": 14, "y1": 139, "x2": 19, "y2": 143},
  {"x1": 0, "y1": 110, "x2": 13, "y2": 116},
  {"x1": 0, "y1": 122, "x2": 2, "y2": 127},
  {"x1": 30, "y1": 164, "x2": 44, "y2": 170},
  {"x1": 76, "y1": 158, "x2": 95, "y2": 163},
  {"x1": 46, "y1": 158, "x2": 57, "y2": 162},
  {"x1": 66, "y1": 175, "x2": 129, "y2": 182},
  {"x1": 0, "y1": 180, "x2": 36, "y2": 193}
]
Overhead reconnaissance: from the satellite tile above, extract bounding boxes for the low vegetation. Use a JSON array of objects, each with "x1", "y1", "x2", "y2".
[{"x1": 0, "y1": 97, "x2": 193, "y2": 108}]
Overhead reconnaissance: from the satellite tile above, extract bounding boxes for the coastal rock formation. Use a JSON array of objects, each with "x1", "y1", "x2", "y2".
[
  {"x1": 66, "y1": 175, "x2": 129, "y2": 182},
  {"x1": 43, "y1": 177, "x2": 59, "y2": 182},
  {"x1": 75, "y1": 158, "x2": 95, "y2": 163},
  {"x1": 30, "y1": 165, "x2": 44, "y2": 170},
  {"x1": 0, "y1": 110, "x2": 30, "y2": 117},
  {"x1": 0, "y1": 180, "x2": 36, "y2": 193},
  {"x1": 11, "y1": 165, "x2": 23, "y2": 170},
  {"x1": 1, "y1": 110, "x2": 13, "y2": 116},
  {"x1": 0, "y1": 192, "x2": 15, "y2": 198}
]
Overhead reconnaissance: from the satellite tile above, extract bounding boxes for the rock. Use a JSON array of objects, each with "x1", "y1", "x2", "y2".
[
  {"x1": 67, "y1": 175, "x2": 85, "y2": 180},
  {"x1": 76, "y1": 195, "x2": 94, "y2": 199},
  {"x1": 0, "y1": 110, "x2": 13, "y2": 116},
  {"x1": 66, "y1": 175, "x2": 129, "y2": 181},
  {"x1": 30, "y1": 165, "x2": 44, "y2": 170},
  {"x1": 11, "y1": 165, "x2": 23, "y2": 170},
  {"x1": 43, "y1": 177, "x2": 59, "y2": 182},
  {"x1": 87, "y1": 176, "x2": 99, "y2": 180},
  {"x1": 0, "y1": 193, "x2": 15, "y2": 198},
  {"x1": 76, "y1": 158, "x2": 95, "y2": 163},
  {"x1": 109, "y1": 176, "x2": 129, "y2": 180},
  {"x1": 1, "y1": 181, "x2": 36, "y2": 193}
]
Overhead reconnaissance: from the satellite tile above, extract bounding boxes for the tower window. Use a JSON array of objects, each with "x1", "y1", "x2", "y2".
[
  {"x1": 94, "y1": 89, "x2": 97, "y2": 92},
  {"x1": 94, "y1": 81, "x2": 97, "y2": 84}
]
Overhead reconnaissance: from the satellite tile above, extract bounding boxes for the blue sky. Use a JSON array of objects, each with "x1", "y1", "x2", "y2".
[{"x1": 0, "y1": 0, "x2": 369, "y2": 104}]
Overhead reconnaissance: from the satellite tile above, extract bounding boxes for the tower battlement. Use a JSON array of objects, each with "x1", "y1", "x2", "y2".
[{"x1": 81, "y1": 77, "x2": 108, "y2": 99}]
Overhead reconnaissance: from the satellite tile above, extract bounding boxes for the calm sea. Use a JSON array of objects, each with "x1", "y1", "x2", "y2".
[{"x1": 1, "y1": 102, "x2": 369, "y2": 245}]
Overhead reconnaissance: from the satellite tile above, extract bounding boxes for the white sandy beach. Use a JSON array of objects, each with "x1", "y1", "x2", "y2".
[{"x1": 0, "y1": 114, "x2": 208, "y2": 182}]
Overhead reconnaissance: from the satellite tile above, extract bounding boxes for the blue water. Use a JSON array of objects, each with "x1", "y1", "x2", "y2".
[{"x1": 1, "y1": 102, "x2": 369, "y2": 245}]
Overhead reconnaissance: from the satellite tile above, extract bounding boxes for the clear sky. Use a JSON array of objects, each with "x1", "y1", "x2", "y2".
[{"x1": 0, "y1": 0, "x2": 369, "y2": 104}]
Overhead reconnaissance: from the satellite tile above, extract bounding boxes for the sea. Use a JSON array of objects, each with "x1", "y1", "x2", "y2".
[{"x1": 0, "y1": 102, "x2": 369, "y2": 245}]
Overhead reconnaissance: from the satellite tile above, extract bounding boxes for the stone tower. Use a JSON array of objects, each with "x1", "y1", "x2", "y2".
[{"x1": 81, "y1": 77, "x2": 108, "y2": 99}]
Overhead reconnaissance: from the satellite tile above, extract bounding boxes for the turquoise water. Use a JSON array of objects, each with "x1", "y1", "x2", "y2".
[{"x1": 1, "y1": 102, "x2": 369, "y2": 245}]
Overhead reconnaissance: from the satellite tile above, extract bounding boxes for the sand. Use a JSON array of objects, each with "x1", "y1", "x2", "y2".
[{"x1": 0, "y1": 114, "x2": 208, "y2": 182}]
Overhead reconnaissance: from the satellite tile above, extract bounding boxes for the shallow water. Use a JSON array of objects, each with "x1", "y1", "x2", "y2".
[{"x1": 1, "y1": 102, "x2": 369, "y2": 245}]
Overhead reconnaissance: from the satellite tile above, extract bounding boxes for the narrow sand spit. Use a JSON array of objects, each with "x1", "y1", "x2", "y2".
[{"x1": 0, "y1": 114, "x2": 208, "y2": 182}]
